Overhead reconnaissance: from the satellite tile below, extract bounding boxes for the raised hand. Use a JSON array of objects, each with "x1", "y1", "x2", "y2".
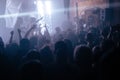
[
  {"x1": 24, "y1": 24, "x2": 37, "y2": 38},
  {"x1": 18, "y1": 29, "x2": 21, "y2": 33},
  {"x1": 10, "y1": 31, "x2": 14, "y2": 35},
  {"x1": 17, "y1": 28, "x2": 22, "y2": 40},
  {"x1": 31, "y1": 24, "x2": 37, "y2": 30},
  {"x1": 9, "y1": 31, "x2": 14, "y2": 44}
]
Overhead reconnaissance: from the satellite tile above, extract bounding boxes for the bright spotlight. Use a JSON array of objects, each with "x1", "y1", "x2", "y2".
[
  {"x1": 35, "y1": 0, "x2": 52, "y2": 16},
  {"x1": 36, "y1": 1, "x2": 44, "y2": 17},
  {"x1": 34, "y1": 1, "x2": 37, "y2": 5},
  {"x1": 45, "y1": 1, "x2": 52, "y2": 15},
  {"x1": 34, "y1": 0, "x2": 52, "y2": 35}
]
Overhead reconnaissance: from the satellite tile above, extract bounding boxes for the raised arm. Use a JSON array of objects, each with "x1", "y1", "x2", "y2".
[
  {"x1": 24, "y1": 24, "x2": 37, "y2": 38},
  {"x1": 44, "y1": 24, "x2": 51, "y2": 41},
  {"x1": 18, "y1": 29, "x2": 22, "y2": 41},
  {"x1": 9, "y1": 31, "x2": 14, "y2": 44}
]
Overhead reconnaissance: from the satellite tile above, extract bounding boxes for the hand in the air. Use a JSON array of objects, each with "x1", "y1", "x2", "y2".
[
  {"x1": 10, "y1": 31, "x2": 14, "y2": 35},
  {"x1": 18, "y1": 29, "x2": 21, "y2": 33},
  {"x1": 31, "y1": 24, "x2": 37, "y2": 30}
]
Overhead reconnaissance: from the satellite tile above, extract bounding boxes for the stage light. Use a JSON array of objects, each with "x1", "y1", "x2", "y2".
[
  {"x1": 45, "y1": 1, "x2": 52, "y2": 15},
  {"x1": 34, "y1": 1, "x2": 37, "y2": 5},
  {"x1": 83, "y1": 24, "x2": 87, "y2": 28},
  {"x1": 36, "y1": 1, "x2": 44, "y2": 17},
  {"x1": 34, "y1": 0, "x2": 52, "y2": 35},
  {"x1": 0, "y1": 12, "x2": 38, "y2": 18},
  {"x1": 35, "y1": 0, "x2": 52, "y2": 16}
]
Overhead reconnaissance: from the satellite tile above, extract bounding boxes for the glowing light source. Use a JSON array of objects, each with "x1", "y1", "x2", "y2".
[
  {"x1": 0, "y1": 12, "x2": 38, "y2": 18},
  {"x1": 36, "y1": 1, "x2": 44, "y2": 16},
  {"x1": 45, "y1": 1, "x2": 52, "y2": 15},
  {"x1": 35, "y1": 0, "x2": 52, "y2": 16},
  {"x1": 34, "y1": 0, "x2": 52, "y2": 35}
]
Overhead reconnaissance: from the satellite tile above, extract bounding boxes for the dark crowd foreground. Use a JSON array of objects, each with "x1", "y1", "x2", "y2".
[{"x1": 0, "y1": 21, "x2": 120, "y2": 80}]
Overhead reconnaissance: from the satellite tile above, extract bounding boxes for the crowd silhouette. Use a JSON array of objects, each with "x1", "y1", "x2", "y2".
[{"x1": 0, "y1": 16, "x2": 120, "y2": 80}]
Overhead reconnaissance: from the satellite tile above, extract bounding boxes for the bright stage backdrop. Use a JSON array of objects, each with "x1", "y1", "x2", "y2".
[{"x1": 5, "y1": 0, "x2": 22, "y2": 28}]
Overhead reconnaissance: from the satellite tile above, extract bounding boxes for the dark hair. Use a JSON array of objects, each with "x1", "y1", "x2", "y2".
[
  {"x1": 0, "y1": 37, "x2": 4, "y2": 48},
  {"x1": 20, "y1": 60, "x2": 43, "y2": 80},
  {"x1": 20, "y1": 38, "x2": 30, "y2": 50},
  {"x1": 86, "y1": 32, "x2": 94, "y2": 42},
  {"x1": 74, "y1": 45, "x2": 92, "y2": 66},
  {"x1": 40, "y1": 45, "x2": 54, "y2": 65},
  {"x1": 23, "y1": 49, "x2": 41, "y2": 61},
  {"x1": 100, "y1": 39, "x2": 115, "y2": 52},
  {"x1": 54, "y1": 41, "x2": 68, "y2": 63}
]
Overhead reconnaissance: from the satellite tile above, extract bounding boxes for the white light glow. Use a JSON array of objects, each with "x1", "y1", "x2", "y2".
[
  {"x1": 36, "y1": 0, "x2": 52, "y2": 16},
  {"x1": 0, "y1": 12, "x2": 38, "y2": 18},
  {"x1": 35, "y1": 0, "x2": 52, "y2": 35},
  {"x1": 41, "y1": 27, "x2": 46, "y2": 35},
  {"x1": 36, "y1": 1, "x2": 44, "y2": 16},
  {"x1": 45, "y1": 1, "x2": 52, "y2": 15}
]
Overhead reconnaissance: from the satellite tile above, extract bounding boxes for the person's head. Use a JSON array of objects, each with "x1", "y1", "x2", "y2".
[
  {"x1": 20, "y1": 60, "x2": 43, "y2": 80},
  {"x1": 100, "y1": 39, "x2": 115, "y2": 52},
  {"x1": 54, "y1": 41, "x2": 68, "y2": 64},
  {"x1": 74, "y1": 45, "x2": 92, "y2": 67},
  {"x1": 64, "y1": 39, "x2": 74, "y2": 63},
  {"x1": 55, "y1": 27, "x2": 61, "y2": 33},
  {"x1": 85, "y1": 32, "x2": 94, "y2": 43},
  {"x1": 101, "y1": 26, "x2": 110, "y2": 39},
  {"x1": 6, "y1": 43, "x2": 19, "y2": 55},
  {"x1": 0, "y1": 37, "x2": 4, "y2": 54},
  {"x1": 92, "y1": 46, "x2": 101, "y2": 55},
  {"x1": 0, "y1": 37, "x2": 4, "y2": 48},
  {"x1": 64, "y1": 39, "x2": 73, "y2": 49},
  {"x1": 20, "y1": 38, "x2": 30, "y2": 50},
  {"x1": 23, "y1": 49, "x2": 41, "y2": 61},
  {"x1": 92, "y1": 46, "x2": 101, "y2": 62},
  {"x1": 30, "y1": 36, "x2": 38, "y2": 49},
  {"x1": 40, "y1": 45, "x2": 54, "y2": 65}
]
